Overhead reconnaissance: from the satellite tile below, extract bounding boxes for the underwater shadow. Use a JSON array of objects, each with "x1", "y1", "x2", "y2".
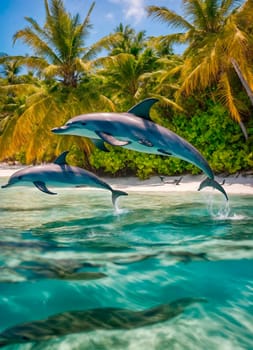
[
  {"x1": 0, "y1": 257, "x2": 106, "y2": 283},
  {"x1": 0, "y1": 297, "x2": 205, "y2": 347}
]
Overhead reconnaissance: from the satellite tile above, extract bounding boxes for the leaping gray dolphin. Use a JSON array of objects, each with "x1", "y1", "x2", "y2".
[
  {"x1": 1, "y1": 151, "x2": 128, "y2": 207},
  {"x1": 52, "y1": 98, "x2": 228, "y2": 200}
]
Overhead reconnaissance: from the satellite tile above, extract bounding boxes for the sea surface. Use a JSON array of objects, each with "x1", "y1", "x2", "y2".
[{"x1": 0, "y1": 182, "x2": 253, "y2": 349}]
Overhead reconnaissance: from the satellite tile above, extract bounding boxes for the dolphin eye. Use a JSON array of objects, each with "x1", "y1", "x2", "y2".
[
  {"x1": 81, "y1": 122, "x2": 86, "y2": 125},
  {"x1": 18, "y1": 176, "x2": 22, "y2": 180}
]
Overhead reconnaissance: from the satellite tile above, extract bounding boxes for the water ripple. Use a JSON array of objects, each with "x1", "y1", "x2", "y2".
[{"x1": 0, "y1": 190, "x2": 252, "y2": 349}]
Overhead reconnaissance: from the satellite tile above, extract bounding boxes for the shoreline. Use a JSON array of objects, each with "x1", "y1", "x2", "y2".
[
  {"x1": 0, "y1": 167, "x2": 252, "y2": 195},
  {"x1": 108, "y1": 174, "x2": 253, "y2": 195}
]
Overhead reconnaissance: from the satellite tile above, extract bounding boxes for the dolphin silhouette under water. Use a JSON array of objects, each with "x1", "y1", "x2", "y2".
[
  {"x1": 52, "y1": 99, "x2": 228, "y2": 200},
  {"x1": 0, "y1": 297, "x2": 205, "y2": 347},
  {"x1": 1, "y1": 151, "x2": 127, "y2": 207}
]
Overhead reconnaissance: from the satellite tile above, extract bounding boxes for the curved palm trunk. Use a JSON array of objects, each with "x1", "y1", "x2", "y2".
[
  {"x1": 231, "y1": 58, "x2": 253, "y2": 140},
  {"x1": 238, "y1": 120, "x2": 248, "y2": 141},
  {"x1": 231, "y1": 58, "x2": 253, "y2": 106}
]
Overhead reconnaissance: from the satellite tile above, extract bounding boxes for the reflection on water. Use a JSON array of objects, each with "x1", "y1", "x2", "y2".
[{"x1": 0, "y1": 183, "x2": 253, "y2": 349}]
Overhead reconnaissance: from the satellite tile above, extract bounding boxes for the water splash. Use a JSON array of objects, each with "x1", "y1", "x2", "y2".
[
  {"x1": 113, "y1": 198, "x2": 128, "y2": 215},
  {"x1": 207, "y1": 196, "x2": 247, "y2": 221},
  {"x1": 206, "y1": 194, "x2": 231, "y2": 219}
]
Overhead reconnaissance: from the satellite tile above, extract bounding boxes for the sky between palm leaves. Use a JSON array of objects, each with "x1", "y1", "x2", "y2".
[{"x1": 0, "y1": 0, "x2": 183, "y2": 56}]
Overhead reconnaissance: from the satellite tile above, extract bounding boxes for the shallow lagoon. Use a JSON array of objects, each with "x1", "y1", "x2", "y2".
[{"x1": 0, "y1": 181, "x2": 253, "y2": 349}]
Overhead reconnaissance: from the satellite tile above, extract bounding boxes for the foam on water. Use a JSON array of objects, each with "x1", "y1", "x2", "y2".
[
  {"x1": 215, "y1": 213, "x2": 247, "y2": 221},
  {"x1": 206, "y1": 194, "x2": 249, "y2": 221}
]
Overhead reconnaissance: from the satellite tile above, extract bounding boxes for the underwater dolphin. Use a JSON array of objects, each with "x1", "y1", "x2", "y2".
[
  {"x1": 52, "y1": 99, "x2": 228, "y2": 200},
  {"x1": 1, "y1": 151, "x2": 127, "y2": 207},
  {"x1": 0, "y1": 298, "x2": 205, "y2": 347}
]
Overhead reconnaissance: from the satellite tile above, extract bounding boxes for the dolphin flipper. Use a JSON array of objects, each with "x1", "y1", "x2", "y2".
[
  {"x1": 96, "y1": 131, "x2": 130, "y2": 147},
  {"x1": 198, "y1": 177, "x2": 228, "y2": 201},
  {"x1": 33, "y1": 181, "x2": 57, "y2": 195}
]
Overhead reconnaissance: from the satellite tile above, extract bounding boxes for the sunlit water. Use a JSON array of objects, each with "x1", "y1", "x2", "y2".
[{"x1": 0, "y1": 180, "x2": 253, "y2": 349}]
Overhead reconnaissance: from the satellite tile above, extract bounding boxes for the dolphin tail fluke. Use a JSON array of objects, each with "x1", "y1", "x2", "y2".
[
  {"x1": 112, "y1": 189, "x2": 128, "y2": 207},
  {"x1": 198, "y1": 177, "x2": 228, "y2": 201}
]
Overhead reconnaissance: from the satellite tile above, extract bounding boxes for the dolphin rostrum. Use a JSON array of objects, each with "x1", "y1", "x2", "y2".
[
  {"x1": 1, "y1": 151, "x2": 128, "y2": 207},
  {"x1": 52, "y1": 98, "x2": 228, "y2": 200}
]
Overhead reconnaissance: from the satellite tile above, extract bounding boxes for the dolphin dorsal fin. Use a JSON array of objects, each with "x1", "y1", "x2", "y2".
[
  {"x1": 127, "y1": 98, "x2": 159, "y2": 120},
  {"x1": 54, "y1": 151, "x2": 69, "y2": 165}
]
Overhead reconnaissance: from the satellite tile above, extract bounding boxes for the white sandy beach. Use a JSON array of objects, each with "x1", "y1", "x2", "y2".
[{"x1": 0, "y1": 166, "x2": 252, "y2": 196}]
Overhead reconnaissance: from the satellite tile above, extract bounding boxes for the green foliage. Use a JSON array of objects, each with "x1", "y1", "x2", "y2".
[
  {"x1": 66, "y1": 145, "x2": 86, "y2": 168},
  {"x1": 15, "y1": 150, "x2": 26, "y2": 164},
  {"x1": 171, "y1": 103, "x2": 253, "y2": 174},
  {"x1": 90, "y1": 102, "x2": 253, "y2": 178}
]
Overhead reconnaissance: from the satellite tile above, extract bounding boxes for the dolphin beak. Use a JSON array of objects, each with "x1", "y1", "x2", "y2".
[
  {"x1": 1, "y1": 183, "x2": 9, "y2": 188},
  {"x1": 51, "y1": 126, "x2": 68, "y2": 134}
]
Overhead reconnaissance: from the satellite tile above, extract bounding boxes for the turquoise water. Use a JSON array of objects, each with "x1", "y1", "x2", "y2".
[{"x1": 0, "y1": 182, "x2": 253, "y2": 349}]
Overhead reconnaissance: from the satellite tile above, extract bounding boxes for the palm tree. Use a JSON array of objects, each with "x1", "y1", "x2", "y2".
[
  {"x1": 12, "y1": 0, "x2": 95, "y2": 87},
  {"x1": 109, "y1": 23, "x2": 147, "y2": 57},
  {"x1": 0, "y1": 76, "x2": 114, "y2": 164},
  {"x1": 0, "y1": 0, "x2": 116, "y2": 164},
  {"x1": 12, "y1": 0, "x2": 120, "y2": 87},
  {"x1": 0, "y1": 55, "x2": 23, "y2": 84},
  {"x1": 231, "y1": 0, "x2": 253, "y2": 106},
  {"x1": 99, "y1": 23, "x2": 183, "y2": 112},
  {"x1": 147, "y1": 0, "x2": 253, "y2": 138},
  {"x1": 99, "y1": 49, "x2": 159, "y2": 108}
]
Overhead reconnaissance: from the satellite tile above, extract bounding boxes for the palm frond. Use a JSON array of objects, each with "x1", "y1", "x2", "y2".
[
  {"x1": 147, "y1": 6, "x2": 194, "y2": 31},
  {"x1": 153, "y1": 94, "x2": 185, "y2": 112},
  {"x1": 13, "y1": 28, "x2": 60, "y2": 63},
  {"x1": 0, "y1": 83, "x2": 41, "y2": 96},
  {"x1": 16, "y1": 56, "x2": 48, "y2": 71},
  {"x1": 217, "y1": 72, "x2": 241, "y2": 122},
  {"x1": 183, "y1": 0, "x2": 207, "y2": 30},
  {"x1": 78, "y1": 2, "x2": 95, "y2": 38},
  {"x1": 179, "y1": 45, "x2": 219, "y2": 96}
]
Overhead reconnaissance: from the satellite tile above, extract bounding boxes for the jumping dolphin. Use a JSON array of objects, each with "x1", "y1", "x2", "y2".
[
  {"x1": 0, "y1": 298, "x2": 205, "y2": 347},
  {"x1": 51, "y1": 99, "x2": 228, "y2": 200},
  {"x1": 1, "y1": 151, "x2": 127, "y2": 207}
]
